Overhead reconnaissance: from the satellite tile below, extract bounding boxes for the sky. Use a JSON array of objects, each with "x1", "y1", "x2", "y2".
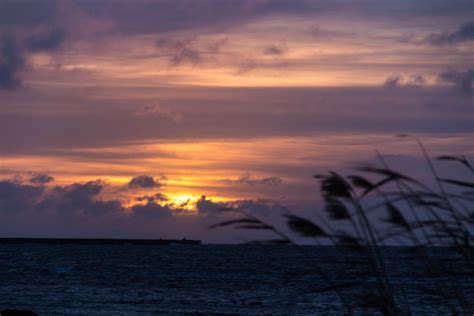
[{"x1": 0, "y1": 0, "x2": 473, "y2": 243}]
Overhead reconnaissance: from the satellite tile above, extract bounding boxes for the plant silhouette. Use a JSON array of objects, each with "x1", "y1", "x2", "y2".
[{"x1": 212, "y1": 136, "x2": 473, "y2": 315}]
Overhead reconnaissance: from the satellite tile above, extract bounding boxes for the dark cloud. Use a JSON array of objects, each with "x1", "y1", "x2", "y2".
[
  {"x1": 236, "y1": 199, "x2": 290, "y2": 216},
  {"x1": 427, "y1": 21, "x2": 474, "y2": 45},
  {"x1": 383, "y1": 74, "x2": 426, "y2": 89},
  {"x1": 0, "y1": 180, "x2": 44, "y2": 213},
  {"x1": 408, "y1": 74, "x2": 426, "y2": 86},
  {"x1": 0, "y1": 176, "x2": 282, "y2": 241},
  {"x1": 223, "y1": 173, "x2": 282, "y2": 186},
  {"x1": 0, "y1": 28, "x2": 66, "y2": 90},
  {"x1": 196, "y1": 195, "x2": 228, "y2": 214},
  {"x1": 196, "y1": 195, "x2": 288, "y2": 217},
  {"x1": 0, "y1": 3, "x2": 67, "y2": 89},
  {"x1": 262, "y1": 42, "x2": 287, "y2": 56},
  {"x1": 263, "y1": 45, "x2": 283, "y2": 55},
  {"x1": 24, "y1": 28, "x2": 66, "y2": 52},
  {"x1": 131, "y1": 202, "x2": 172, "y2": 219},
  {"x1": 0, "y1": 176, "x2": 172, "y2": 219},
  {"x1": 156, "y1": 37, "x2": 202, "y2": 66},
  {"x1": 37, "y1": 180, "x2": 122, "y2": 216},
  {"x1": 29, "y1": 173, "x2": 54, "y2": 185},
  {"x1": 75, "y1": 0, "x2": 312, "y2": 36},
  {"x1": 171, "y1": 47, "x2": 201, "y2": 66},
  {"x1": 0, "y1": 0, "x2": 59, "y2": 27},
  {"x1": 135, "y1": 103, "x2": 183, "y2": 123},
  {"x1": 73, "y1": 0, "x2": 473, "y2": 37},
  {"x1": 0, "y1": 34, "x2": 25, "y2": 89},
  {"x1": 155, "y1": 36, "x2": 227, "y2": 66},
  {"x1": 383, "y1": 75, "x2": 401, "y2": 89},
  {"x1": 1, "y1": 0, "x2": 471, "y2": 91},
  {"x1": 155, "y1": 37, "x2": 226, "y2": 66},
  {"x1": 135, "y1": 193, "x2": 169, "y2": 203},
  {"x1": 1, "y1": 0, "x2": 471, "y2": 39},
  {"x1": 128, "y1": 175, "x2": 161, "y2": 189},
  {"x1": 0, "y1": 3, "x2": 66, "y2": 89},
  {"x1": 439, "y1": 68, "x2": 474, "y2": 93}
]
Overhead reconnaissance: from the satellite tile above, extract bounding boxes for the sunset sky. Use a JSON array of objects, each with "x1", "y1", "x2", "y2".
[{"x1": 0, "y1": 0, "x2": 472, "y2": 242}]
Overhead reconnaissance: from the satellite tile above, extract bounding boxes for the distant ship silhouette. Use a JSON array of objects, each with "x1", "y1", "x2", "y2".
[{"x1": 0, "y1": 238, "x2": 201, "y2": 245}]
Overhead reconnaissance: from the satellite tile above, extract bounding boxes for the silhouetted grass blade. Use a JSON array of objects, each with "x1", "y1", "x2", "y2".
[
  {"x1": 324, "y1": 197, "x2": 351, "y2": 220},
  {"x1": 437, "y1": 155, "x2": 474, "y2": 173},
  {"x1": 319, "y1": 172, "x2": 353, "y2": 199},
  {"x1": 348, "y1": 175, "x2": 374, "y2": 192},
  {"x1": 438, "y1": 178, "x2": 474, "y2": 188},
  {"x1": 208, "y1": 218, "x2": 260, "y2": 229},
  {"x1": 383, "y1": 203, "x2": 410, "y2": 230},
  {"x1": 234, "y1": 224, "x2": 273, "y2": 230},
  {"x1": 285, "y1": 215, "x2": 326, "y2": 237}
]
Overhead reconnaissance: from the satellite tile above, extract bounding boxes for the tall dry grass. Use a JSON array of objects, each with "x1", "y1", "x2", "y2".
[{"x1": 212, "y1": 136, "x2": 473, "y2": 314}]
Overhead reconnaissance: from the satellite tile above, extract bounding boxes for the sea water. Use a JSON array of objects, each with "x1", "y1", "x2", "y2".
[{"x1": 0, "y1": 245, "x2": 472, "y2": 315}]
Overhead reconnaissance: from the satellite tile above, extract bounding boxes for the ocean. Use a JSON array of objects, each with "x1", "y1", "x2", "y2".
[{"x1": 0, "y1": 244, "x2": 472, "y2": 315}]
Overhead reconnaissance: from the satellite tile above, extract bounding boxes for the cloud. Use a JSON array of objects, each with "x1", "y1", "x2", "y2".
[
  {"x1": 170, "y1": 47, "x2": 201, "y2": 66},
  {"x1": 427, "y1": 20, "x2": 474, "y2": 45},
  {"x1": 155, "y1": 37, "x2": 225, "y2": 66},
  {"x1": 262, "y1": 42, "x2": 287, "y2": 56},
  {"x1": 130, "y1": 201, "x2": 173, "y2": 219},
  {"x1": 128, "y1": 175, "x2": 162, "y2": 189},
  {"x1": 0, "y1": 28, "x2": 65, "y2": 90},
  {"x1": 408, "y1": 74, "x2": 426, "y2": 86},
  {"x1": 1, "y1": 1, "x2": 471, "y2": 93},
  {"x1": 24, "y1": 28, "x2": 66, "y2": 52},
  {"x1": 207, "y1": 38, "x2": 227, "y2": 54},
  {"x1": 438, "y1": 68, "x2": 474, "y2": 93},
  {"x1": 196, "y1": 195, "x2": 288, "y2": 217},
  {"x1": 383, "y1": 74, "x2": 426, "y2": 88},
  {"x1": 135, "y1": 102, "x2": 183, "y2": 123},
  {"x1": 0, "y1": 175, "x2": 173, "y2": 219},
  {"x1": 0, "y1": 34, "x2": 25, "y2": 89},
  {"x1": 0, "y1": 179, "x2": 44, "y2": 213},
  {"x1": 2, "y1": 85, "x2": 473, "y2": 158},
  {"x1": 0, "y1": 175, "x2": 284, "y2": 240},
  {"x1": 0, "y1": 177, "x2": 174, "y2": 219},
  {"x1": 72, "y1": 0, "x2": 473, "y2": 39},
  {"x1": 0, "y1": 177, "x2": 120, "y2": 216},
  {"x1": 383, "y1": 75, "x2": 401, "y2": 89},
  {"x1": 135, "y1": 193, "x2": 169, "y2": 203},
  {"x1": 75, "y1": 0, "x2": 311, "y2": 37},
  {"x1": 156, "y1": 37, "x2": 202, "y2": 66},
  {"x1": 37, "y1": 180, "x2": 123, "y2": 216},
  {"x1": 29, "y1": 173, "x2": 54, "y2": 185},
  {"x1": 236, "y1": 199, "x2": 289, "y2": 216},
  {"x1": 0, "y1": 0, "x2": 59, "y2": 28},
  {"x1": 1, "y1": 1, "x2": 472, "y2": 41},
  {"x1": 235, "y1": 57, "x2": 289, "y2": 74},
  {"x1": 196, "y1": 195, "x2": 228, "y2": 214},
  {"x1": 222, "y1": 173, "x2": 282, "y2": 186}
]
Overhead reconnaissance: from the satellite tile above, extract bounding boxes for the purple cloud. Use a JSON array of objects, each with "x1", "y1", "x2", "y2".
[{"x1": 128, "y1": 175, "x2": 162, "y2": 189}]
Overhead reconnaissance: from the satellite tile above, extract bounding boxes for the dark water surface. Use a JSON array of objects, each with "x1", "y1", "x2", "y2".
[{"x1": 0, "y1": 245, "x2": 472, "y2": 315}]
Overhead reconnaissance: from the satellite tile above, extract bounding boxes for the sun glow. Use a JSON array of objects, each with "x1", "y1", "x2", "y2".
[{"x1": 168, "y1": 194, "x2": 199, "y2": 212}]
